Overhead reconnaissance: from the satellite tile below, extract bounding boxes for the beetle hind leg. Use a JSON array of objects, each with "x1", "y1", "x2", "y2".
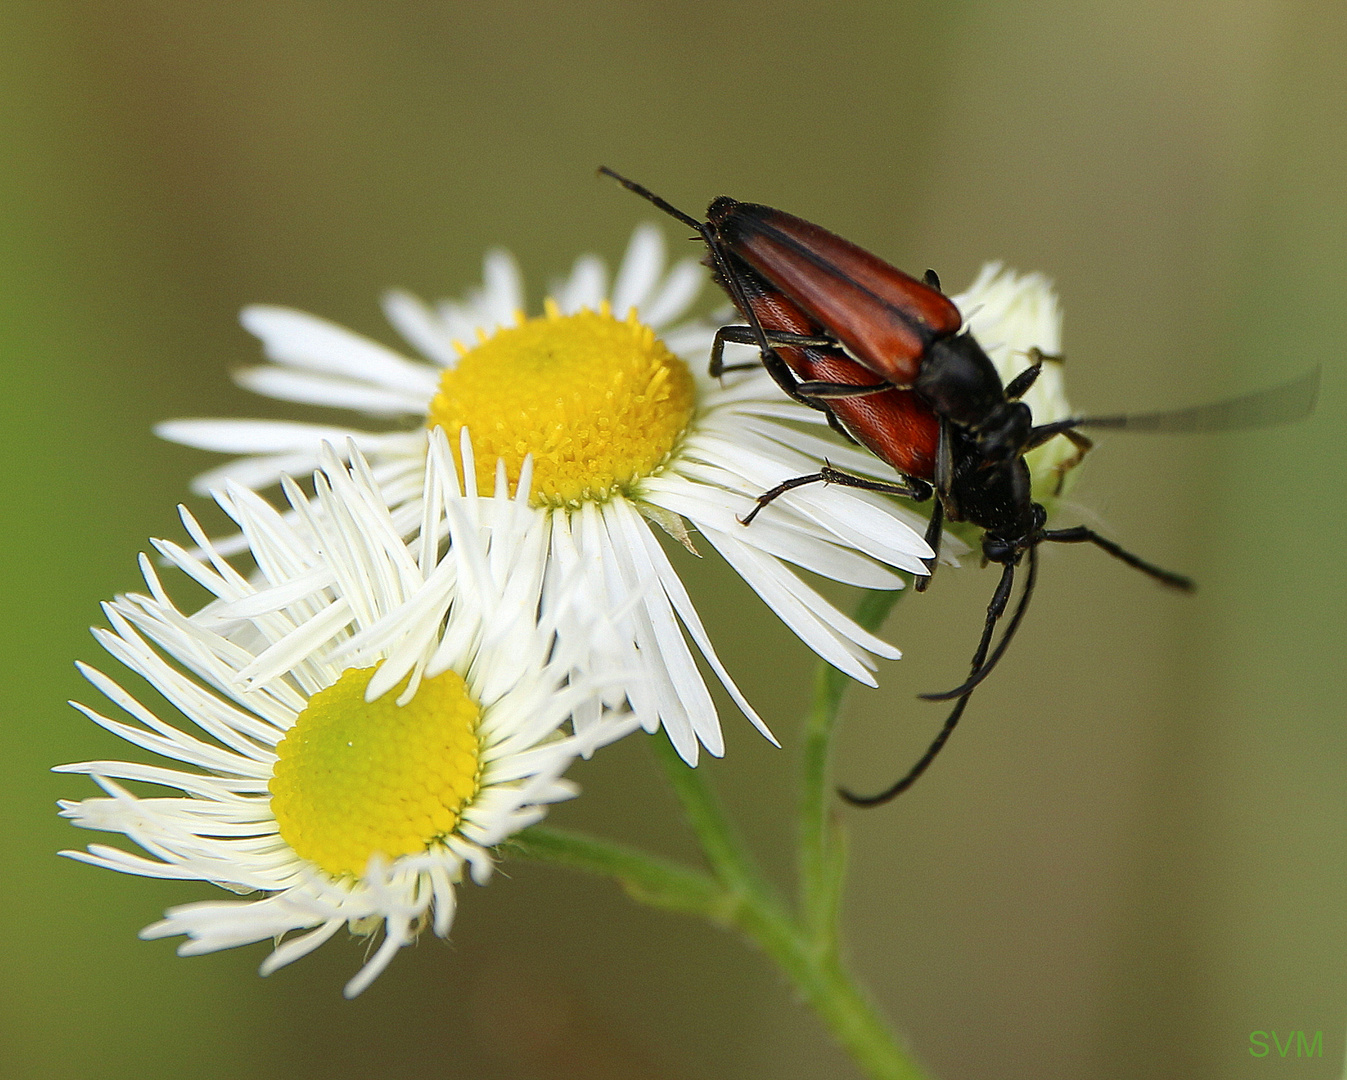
[{"x1": 1042, "y1": 525, "x2": 1193, "y2": 590}]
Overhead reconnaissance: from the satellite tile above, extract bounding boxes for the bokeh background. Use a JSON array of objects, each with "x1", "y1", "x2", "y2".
[{"x1": 3, "y1": 3, "x2": 1345, "y2": 1078}]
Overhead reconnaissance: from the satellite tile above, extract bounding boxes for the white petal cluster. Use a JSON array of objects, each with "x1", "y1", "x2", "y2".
[
  {"x1": 156, "y1": 226, "x2": 939, "y2": 763},
  {"x1": 953, "y1": 263, "x2": 1079, "y2": 495},
  {"x1": 58, "y1": 431, "x2": 636, "y2": 996}
]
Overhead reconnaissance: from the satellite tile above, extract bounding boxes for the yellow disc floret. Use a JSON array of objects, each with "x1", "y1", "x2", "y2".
[
  {"x1": 269, "y1": 665, "x2": 482, "y2": 878},
  {"x1": 426, "y1": 302, "x2": 697, "y2": 508}
]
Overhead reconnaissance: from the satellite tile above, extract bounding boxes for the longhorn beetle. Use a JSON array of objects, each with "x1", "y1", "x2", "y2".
[{"x1": 601, "y1": 167, "x2": 1320, "y2": 804}]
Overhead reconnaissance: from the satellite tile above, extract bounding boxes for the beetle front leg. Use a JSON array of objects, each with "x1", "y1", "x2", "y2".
[
  {"x1": 712, "y1": 325, "x2": 813, "y2": 408},
  {"x1": 1023, "y1": 423, "x2": 1094, "y2": 495},
  {"x1": 915, "y1": 497, "x2": 944, "y2": 593},
  {"x1": 712, "y1": 326, "x2": 896, "y2": 400},
  {"x1": 710, "y1": 325, "x2": 833, "y2": 411},
  {"x1": 711, "y1": 325, "x2": 837, "y2": 371},
  {"x1": 917, "y1": 417, "x2": 956, "y2": 593},
  {"x1": 794, "y1": 379, "x2": 899, "y2": 399},
  {"x1": 1003, "y1": 361, "x2": 1043, "y2": 402}
]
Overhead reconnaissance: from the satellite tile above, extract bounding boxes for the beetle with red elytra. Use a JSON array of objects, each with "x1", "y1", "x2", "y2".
[{"x1": 602, "y1": 167, "x2": 1320, "y2": 804}]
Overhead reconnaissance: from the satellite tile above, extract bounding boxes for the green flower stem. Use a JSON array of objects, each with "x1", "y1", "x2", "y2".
[
  {"x1": 650, "y1": 730, "x2": 773, "y2": 901},
  {"x1": 734, "y1": 896, "x2": 928, "y2": 1080},
  {"x1": 504, "y1": 825, "x2": 727, "y2": 918},
  {"x1": 799, "y1": 588, "x2": 904, "y2": 945},
  {"x1": 507, "y1": 586, "x2": 930, "y2": 1080},
  {"x1": 509, "y1": 821, "x2": 929, "y2": 1080}
]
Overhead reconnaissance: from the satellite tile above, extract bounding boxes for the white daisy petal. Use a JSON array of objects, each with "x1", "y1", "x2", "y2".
[
  {"x1": 603, "y1": 500, "x2": 724, "y2": 758},
  {"x1": 235, "y1": 367, "x2": 430, "y2": 416},
  {"x1": 257, "y1": 919, "x2": 345, "y2": 975},
  {"x1": 240, "y1": 306, "x2": 442, "y2": 397},
  {"x1": 608, "y1": 498, "x2": 775, "y2": 748},
  {"x1": 953, "y1": 263, "x2": 1076, "y2": 493},
  {"x1": 611, "y1": 223, "x2": 665, "y2": 317},
  {"x1": 553, "y1": 254, "x2": 607, "y2": 315},
  {"x1": 381, "y1": 290, "x2": 460, "y2": 369},
  {"x1": 59, "y1": 446, "x2": 633, "y2": 995},
  {"x1": 702, "y1": 531, "x2": 893, "y2": 685},
  {"x1": 638, "y1": 478, "x2": 903, "y2": 589},
  {"x1": 640, "y1": 258, "x2": 704, "y2": 329},
  {"x1": 156, "y1": 419, "x2": 368, "y2": 455},
  {"x1": 478, "y1": 249, "x2": 525, "y2": 328}
]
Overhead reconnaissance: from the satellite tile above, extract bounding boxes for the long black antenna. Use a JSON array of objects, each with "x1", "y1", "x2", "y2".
[
  {"x1": 598, "y1": 167, "x2": 705, "y2": 232},
  {"x1": 839, "y1": 550, "x2": 1033, "y2": 806},
  {"x1": 599, "y1": 166, "x2": 791, "y2": 397},
  {"x1": 919, "y1": 540, "x2": 1041, "y2": 703}
]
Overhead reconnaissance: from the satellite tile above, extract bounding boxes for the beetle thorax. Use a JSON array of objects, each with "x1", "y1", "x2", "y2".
[{"x1": 914, "y1": 333, "x2": 1005, "y2": 427}]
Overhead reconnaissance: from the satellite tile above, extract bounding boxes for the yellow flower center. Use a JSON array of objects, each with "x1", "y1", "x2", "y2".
[
  {"x1": 426, "y1": 302, "x2": 697, "y2": 508},
  {"x1": 269, "y1": 665, "x2": 482, "y2": 878}
]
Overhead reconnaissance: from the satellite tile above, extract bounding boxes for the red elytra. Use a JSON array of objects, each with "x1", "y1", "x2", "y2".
[
  {"x1": 729, "y1": 256, "x2": 941, "y2": 480},
  {"x1": 706, "y1": 197, "x2": 963, "y2": 389}
]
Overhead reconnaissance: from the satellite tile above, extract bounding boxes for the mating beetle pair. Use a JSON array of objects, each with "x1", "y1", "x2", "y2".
[{"x1": 603, "y1": 167, "x2": 1318, "y2": 803}]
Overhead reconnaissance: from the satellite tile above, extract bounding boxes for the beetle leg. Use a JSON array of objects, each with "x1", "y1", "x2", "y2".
[
  {"x1": 1042, "y1": 526, "x2": 1194, "y2": 590},
  {"x1": 740, "y1": 465, "x2": 924, "y2": 526},
  {"x1": 1025, "y1": 420, "x2": 1075, "y2": 451},
  {"x1": 921, "y1": 542, "x2": 1040, "y2": 701},
  {"x1": 711, "y1": 322, "x2": 890, "y2": 408},
  {"x1": 1022, "y1": 423, "x2": 1093, "y2": 494},
  {"x1": 919, "y1": 418, "x2": 959, "y2": 593},
  {"x1": 839, "y1": 557, "x2": 1019, "y2": 806},
  {"x1": 914, "y1": 497, "x2": 944, "y2": 593},
  {"x1": 710, "y1": 325, "x2": 826, "y2": 410},
  {"x1": 1024, "y1": 418, "x2": 1081, "y2": 449},
  {"x1": 708, "y1": 325, "x2": 760, "y2": 375},
  {"x1": 1004, "y1": 362, "x2": 1043, "y2": 402},
  {"x1": 710, "y1": 325, "x2": 839, "y2": 375},
  {"x1": 762, "y1": 329, "x2": 837, "y2": 349},
  {"x1": 930, "y1": 415, "x2": 960, "y2": 519},
  {"x1": 794, "y1": 379, "x2": 894, "y2": 399},
  {"x1": 693, "y1": 228, "x2": 812, "y2": 404},
  {"x1": 933, "y1": 417, "x2": 953, "y2": 498},
  {"x1": 1050, "y1": 429, "x2": 1093, "y2": 494}
]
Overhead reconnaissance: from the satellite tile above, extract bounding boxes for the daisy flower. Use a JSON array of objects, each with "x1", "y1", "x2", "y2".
[
  {"x1": 57, "y1": 433, "x2": 638, "y2": 997},
  {"x1": 158, "y1": 225, "x2": 937, "y2": 764},
  {"x1": 952, "y1": 263, "x2": 1078, "y2": 496}
]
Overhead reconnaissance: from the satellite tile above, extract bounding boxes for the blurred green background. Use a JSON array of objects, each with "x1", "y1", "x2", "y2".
[{"x1": 2, "y1": 2, "x2": 1344, "y2": 1078}]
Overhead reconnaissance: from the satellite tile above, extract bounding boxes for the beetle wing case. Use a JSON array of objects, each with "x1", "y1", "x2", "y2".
[
  {"x1": 708, "y1": 197, "x2": 963, "y2": 386},
  {"x1": 729, "y1": 255, "x2": 941, "y2": 478}
]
